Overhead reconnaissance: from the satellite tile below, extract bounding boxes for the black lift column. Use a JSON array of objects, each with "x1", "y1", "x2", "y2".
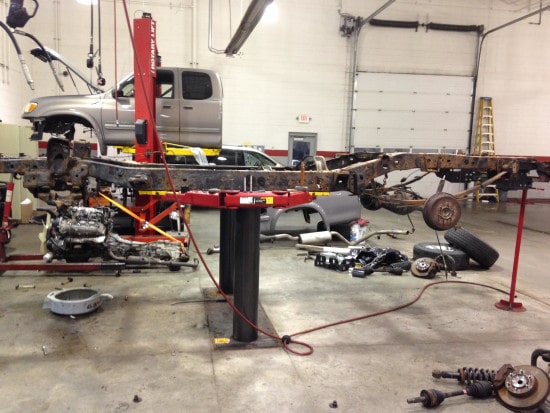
[{"x1": 232, "y1": 208, "x2": 261, "y2": 342}]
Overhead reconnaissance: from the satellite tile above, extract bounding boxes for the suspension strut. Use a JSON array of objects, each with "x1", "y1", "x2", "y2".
[
  {"x1": 407, "y1": 350, "x2": 550, "y2": 411},
  {"x1": 432, "y1": 366, "x2": 498, "y2": 385}
]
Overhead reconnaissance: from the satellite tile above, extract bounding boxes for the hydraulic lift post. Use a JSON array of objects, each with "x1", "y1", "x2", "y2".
[
  {"x1": 169, "y1": 190, "x2": 313, "y2": 344},
  {"x1": 133, "y1": 13, "x2": 159, "y2": 164},
  {"x1": 132, "y1": 14, "x2": 161, "y2": 234},
  {"x1": 129, "y1": 13, "x2": 268, "y2": 343},
  {"x1": 232, "y1": 208, "x2": 261, "y2": 342},
  {"x1": 219, "y1": 209, "x2": 236, "y2": 294}
]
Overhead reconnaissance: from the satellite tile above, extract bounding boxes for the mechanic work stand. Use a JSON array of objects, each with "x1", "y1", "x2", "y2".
[{"x1": 495, "y1": 188, "x2": 530, "y2": 312}]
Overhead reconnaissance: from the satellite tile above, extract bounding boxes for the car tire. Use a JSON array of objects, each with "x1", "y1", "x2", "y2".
[
  {"x1": 412, "y1": 242, "x2": 470, "y2": 271},
  {"x1": 444, "y1": 227, "x2": 499, "y2": 269}
]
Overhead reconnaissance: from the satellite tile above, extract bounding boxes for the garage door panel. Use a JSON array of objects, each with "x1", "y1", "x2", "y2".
[
  {"x1": 356, "y1": 91, "x2": 471, "y2": 112},
  {"x1": 356, "y1": 72, "x2": 472, "y2": 151},
  {"x1": 356, "y1": 109, "x2": 470, "y2": 130},
  {"x1": 355, "y1": 125, "x2": 468, "y2": 151},
  {"x1": 358, "y1": 73, "x2": 473, "y2": 94}
]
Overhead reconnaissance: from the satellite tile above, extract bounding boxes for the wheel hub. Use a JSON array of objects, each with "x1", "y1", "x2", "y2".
[
  {"x1": 496, "y1": 365, "x2": 550, "y2": 411},
  {"x1": 411, "y1": 258, "x2": 438, "y2": 278},
  {"x1": 422, "y1": 192, "x2": 461, "y2": 231}
]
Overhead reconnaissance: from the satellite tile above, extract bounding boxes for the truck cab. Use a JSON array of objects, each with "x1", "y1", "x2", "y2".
[{"x1": 22, "y1": 66, "x2": 223, "y2": 155}]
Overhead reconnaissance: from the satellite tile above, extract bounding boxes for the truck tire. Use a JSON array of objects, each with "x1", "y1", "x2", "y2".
[
  {"x1": 412, "y1": 242, "x2": 470, "y2": 271},
  {"x1": 444, "y1": 228, "x2": 499, "y2": 269}
]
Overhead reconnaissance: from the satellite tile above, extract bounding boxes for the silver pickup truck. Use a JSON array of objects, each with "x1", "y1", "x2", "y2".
[{"x1": 22, "y1": 59, "x2": 223, "y2": 155}]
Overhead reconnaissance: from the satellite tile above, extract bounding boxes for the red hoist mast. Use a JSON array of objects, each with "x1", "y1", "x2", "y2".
[
  {"x1": 131, "y1": 13, "x2": 163, "y2": 235},
  {"x1": 133, "y1": 14, "x2": 160, "y2": 163}
]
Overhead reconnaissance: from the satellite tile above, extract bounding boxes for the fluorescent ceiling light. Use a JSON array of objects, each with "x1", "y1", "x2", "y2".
[
  {"x1": 262, "y1": 3, "x2": 278, "y2": 24},
  {"x1": 224, "y1": 0, "x2": 273, "y2": 56}
]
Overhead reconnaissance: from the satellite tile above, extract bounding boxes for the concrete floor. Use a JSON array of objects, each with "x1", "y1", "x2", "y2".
[{"x1": 1, "y1": 199, "x2": 550, "y2": 412}]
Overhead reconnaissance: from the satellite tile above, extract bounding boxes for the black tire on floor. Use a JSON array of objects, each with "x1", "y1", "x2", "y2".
[
  {"x1": 444, "y1": 227, "x2": 499, "y2": 269},
  {"x1": 412, "y1": 242, "x2": 470, "y2": 271}
]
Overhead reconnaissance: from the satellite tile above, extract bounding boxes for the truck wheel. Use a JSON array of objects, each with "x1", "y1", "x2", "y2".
[
  {"x1": 412, "y1": 242, "x2": 470, "y2": 271},
  {"x1": 444, "y1": 227, "x2": 499, "y2": 269}
]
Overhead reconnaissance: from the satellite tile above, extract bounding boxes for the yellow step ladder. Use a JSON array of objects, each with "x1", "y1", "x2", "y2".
[
  {"x1": 473, "y1": 97, "x2": 496, "y2": 156},
  {"x1": 473, "y1": 97, "x2": 499, "y2": 202}
]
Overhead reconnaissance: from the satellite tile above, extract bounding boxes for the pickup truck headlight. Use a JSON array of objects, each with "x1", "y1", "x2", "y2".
[{"x1": 23, "y1": 102, "x2": 38, "y2": 113}]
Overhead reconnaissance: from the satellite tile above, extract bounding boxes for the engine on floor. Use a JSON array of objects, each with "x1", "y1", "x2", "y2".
[{"x1": 44, "y1": 206, "x2": 189, "y2": 267}]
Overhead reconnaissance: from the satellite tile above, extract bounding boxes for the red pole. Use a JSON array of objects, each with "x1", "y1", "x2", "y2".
[
  {"x1": 2, "y1": 180, "x2": 14, "y2": 230},
  {"x1": 495, "y1": 189, "x2": 527, "y2": 312}
]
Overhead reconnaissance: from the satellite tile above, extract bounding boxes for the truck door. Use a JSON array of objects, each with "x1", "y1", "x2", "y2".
[
  {"x1": 154, "y1": 70, "x2": 180, "y2": 142},
  {"x1": 102, "y1": 69, "x2": 179, "y2": 146},
  {"x1": 179, "y1": 70, "x2": 223, "y2": 148}
]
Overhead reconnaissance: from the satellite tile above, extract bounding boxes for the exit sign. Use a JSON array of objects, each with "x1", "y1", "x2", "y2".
[{"x1": 297, "y1": 114, "x2": 311, "y2": 123}]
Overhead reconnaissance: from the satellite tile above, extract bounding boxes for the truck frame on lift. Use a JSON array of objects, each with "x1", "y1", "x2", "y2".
[{"x1": 0, "y1": 139, "x2": 548, "y2": 222}]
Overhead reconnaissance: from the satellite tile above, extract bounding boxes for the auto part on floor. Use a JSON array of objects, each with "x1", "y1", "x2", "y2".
[
  {"x1": 296, "y1": 228, "x2": 410, "y2": 246},
  {"x1": 413, "y1": 242, "x2": 470, "y2": 271},
  {"x1": 432, "y1": 366, "x2": 497, "y2": 384},
  {"x1": 259, "y1": 233, "x2": 300, "y2": 243},
  {"x1": 43, "y1": 287, "x2": 113, "y2": 316},
  {"x1": 444, "y1": 227, "x2": 499, "y2": 268},
  {"x1": 311, "y1": 246, "x2": 411, "y2": 276},
  {"x1": 43, "y1": 205, "x2": 192, "y2": 269},
  {"x1": 409, "y1": 349, "x2": 550, "y2": 411},
  {"x1": 351, "y1": 247, "x2": 410, "y2": 274},
  {"x1": 407, "y1": 381, "x2": 494, "y2": 408},
  {"x1": 314, "y1": 252, "x2": 354, "y2": 272},
  {"x1": 495, "y1": 365, "x2": 549, "y2": 411},
  {"x1": 410, "y1": 257, "x2": 440, "y2": 279}
]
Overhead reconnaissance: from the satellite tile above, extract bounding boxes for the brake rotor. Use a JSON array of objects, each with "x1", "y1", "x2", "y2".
[
  {"x1": 422, "y1": 192, "x2": 461, "y2": 231},
  {"x1": 495, "y1": 364, "x2": 550, "y2": 411},
  {"x1": 411, "y1": 257, "x2": 438, "y2": 279}
]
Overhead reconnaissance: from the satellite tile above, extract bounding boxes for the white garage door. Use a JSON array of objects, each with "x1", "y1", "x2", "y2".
[{"x1": 354, "y1": 72, "x2": 473, "y2": 154}]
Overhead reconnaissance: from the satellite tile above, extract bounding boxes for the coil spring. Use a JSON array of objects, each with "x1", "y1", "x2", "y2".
[
  {"x1": 459, "y1": 367, "x2": 497, "y2": 384},
  {"x1": 432, "y1": 366, "x2": 497, "y2": 384}
]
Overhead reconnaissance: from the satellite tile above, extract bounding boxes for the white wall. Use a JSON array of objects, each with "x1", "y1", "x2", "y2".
[{"x1": 1, "y1": 1, "x2": 549, "y2": 158}]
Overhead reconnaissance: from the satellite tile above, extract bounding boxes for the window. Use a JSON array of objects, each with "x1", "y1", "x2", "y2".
[
  {"x1": 156, "y1": 71, "x2": 174, "y2": 98},
  {"x1": 118, "y1": 77, "x2": 135, "y2": 97},
  {"x1": 182, "y1": 71, "x2": 213, "y2": 100},
  {"x1": 243, "y1": 151, "x2": 278, "y2": 167},
  {"x1": 209, "y1": 149, "x2": 243, "y2": 165},
  {"x1": 116, "y1": 71, "x2": 174, "y2": 98}
]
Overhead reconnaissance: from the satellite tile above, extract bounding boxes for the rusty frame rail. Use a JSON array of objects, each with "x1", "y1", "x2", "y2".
[{"x1": 1, "y1": 149, "x2": 548, "y2": 201}]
